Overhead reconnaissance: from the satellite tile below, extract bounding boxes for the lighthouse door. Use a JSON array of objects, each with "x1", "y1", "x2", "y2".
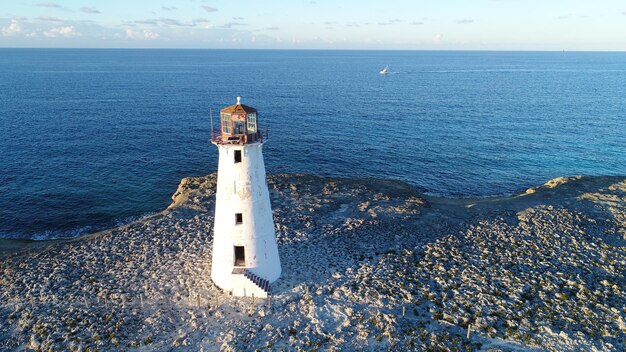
[{"x1": 234, "y1": 246, "x2": 245, "y2": 267}]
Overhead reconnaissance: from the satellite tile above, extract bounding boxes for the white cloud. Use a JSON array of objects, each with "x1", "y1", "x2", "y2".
[
  {"x1": 120, "y1": 28, "x2": 159, "y2": 41},
  {"x1": 202, "y1": 6, "x2": 218, "y2": 13},
  {"x1": 80, "y1": 7, "x2": 101, "y2": 14},
  {"x1": 129, "y1": 18, "x2": 205, "y2": 27},
  {"x1": 43, "y1": 26, "x2": 81, "y2": 38},
  {"x1": 217, "y1": 22, "x2": 247, "y2": 29},
  {"x1": 133, "y1": 20, "x2": 157, "y2": 25},
  {"x1": 1, "y1": 19, "x2": 23, "y2": 36},
  {"x1": 377, "y1": 19, "x2": 401, "y2": 26},
  {"x1": 35, "y1": 2, "x2": 70, "y2": 11},
  {"x1": 37, "y1": 16, "x2": 63, "y2": 22},
  {"x1": 432, "y1": 33, "x2": 443, "y2": 44},
  {"x1": 36, "y1": 2, "x2": 61, "y2": 8}
]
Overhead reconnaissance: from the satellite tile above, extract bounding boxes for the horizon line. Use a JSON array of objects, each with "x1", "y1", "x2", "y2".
[{"x1": 1, "y1": 47, "x2": 625, "y2": 53}]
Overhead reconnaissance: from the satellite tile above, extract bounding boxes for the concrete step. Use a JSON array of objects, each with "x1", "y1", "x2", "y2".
[{"x1": 230, "y1": 268, "x2": 271, "y2": 298}]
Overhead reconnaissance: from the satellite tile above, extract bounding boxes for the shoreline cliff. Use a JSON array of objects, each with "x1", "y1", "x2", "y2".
[{"x1": 0, "y1": 174, "x2": 624, "y2": 351}]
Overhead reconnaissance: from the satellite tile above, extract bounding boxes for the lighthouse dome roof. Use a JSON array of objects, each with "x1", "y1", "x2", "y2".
[{"x1": 220, "y1": 99, "x2": 257, "y2": 114}]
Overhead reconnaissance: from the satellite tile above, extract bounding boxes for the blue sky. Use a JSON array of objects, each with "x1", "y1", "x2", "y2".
[{"x1": 1, "y1": 1, "x2": 625, "y2": 50}]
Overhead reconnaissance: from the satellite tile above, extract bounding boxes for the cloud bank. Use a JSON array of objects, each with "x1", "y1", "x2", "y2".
[
  {"x1": 120, "y1": 28, "x2": 160, "y2": 41},
  {"x1": 43, "y1": 26, "x2": 81, "y2": 38},
  {"x1": 1, "y1": 19, "x2": 23, "y2": 36}
]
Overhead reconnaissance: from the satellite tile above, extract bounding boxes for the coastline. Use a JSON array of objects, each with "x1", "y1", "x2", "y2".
[
  {"x1": 0, "y1": 238, "x2": 49, "y2": 253},
  {"x1": 0, "y1": 174, "x2": 614, "y2": 248},
  {"x1": 0, "y1": 174, "x2": 624, "y2": 351}
]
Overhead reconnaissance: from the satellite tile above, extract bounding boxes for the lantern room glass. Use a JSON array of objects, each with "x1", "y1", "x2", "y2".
[
  {"x1": 221, "y1": 113, "x2": 231, "y2": 134},
  {"x1": 247, "y1": 113, "x2": 257, "y2": 132}
]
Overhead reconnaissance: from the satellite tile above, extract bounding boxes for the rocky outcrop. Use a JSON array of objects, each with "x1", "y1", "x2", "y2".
[{"x1": 0, "y1": 174, "x2": 624, "y2": 351}]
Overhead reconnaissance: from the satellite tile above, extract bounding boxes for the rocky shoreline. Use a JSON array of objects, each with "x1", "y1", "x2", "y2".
[{"x1": 0, "y1": 174, "x2": 624, "y2": 351}]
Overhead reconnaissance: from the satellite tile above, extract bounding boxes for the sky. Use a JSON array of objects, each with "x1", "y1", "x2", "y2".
[{"x1": 1, "y1": 1, "x2": 625, "y2": 50}]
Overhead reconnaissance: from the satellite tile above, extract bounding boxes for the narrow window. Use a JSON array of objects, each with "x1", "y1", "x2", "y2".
[
  {"x1": 234, "y1": 246, "x2": 245, "y2": 266},
  {"x1": 234, "y1": 150, "x2": 242, "y2": 163},
  {"x1": 235, "y1": 213, "x2": 243, "y2": 224}
]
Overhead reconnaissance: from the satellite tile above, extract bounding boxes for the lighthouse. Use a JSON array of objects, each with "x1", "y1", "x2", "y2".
[{"x1": 210, "y1": 97, "x2": 281, "y2": 298}]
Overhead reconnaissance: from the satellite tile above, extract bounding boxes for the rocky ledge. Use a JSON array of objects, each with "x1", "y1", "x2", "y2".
[{"x1": 0, "y1": 174, "x2": 624, "y2": 351}]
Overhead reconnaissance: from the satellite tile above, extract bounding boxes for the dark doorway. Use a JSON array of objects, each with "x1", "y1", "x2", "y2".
[
  {"x1": 234, "y1": 246, "x2": 245, "y2": 267},
  {"x1": 235, "y1": 213, "x2": 243, "y2": 224},
  {"x1": 234, "y1": 150, "x2": 242, "y2": 163}
]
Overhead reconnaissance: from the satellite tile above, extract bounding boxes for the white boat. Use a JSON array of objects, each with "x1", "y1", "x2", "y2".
[{"x1": 379, "y1": 66, "x2": 389, "y2": 75}]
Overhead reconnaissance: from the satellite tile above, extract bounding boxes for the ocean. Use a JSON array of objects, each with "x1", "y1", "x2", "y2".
[{"x1": 1, "y1": 49, "x2": 625, "y2": 240}]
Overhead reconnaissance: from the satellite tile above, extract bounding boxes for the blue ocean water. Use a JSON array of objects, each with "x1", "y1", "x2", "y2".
[{"x1": 1, "y1": 49, "x2": 625, "y2": 240}]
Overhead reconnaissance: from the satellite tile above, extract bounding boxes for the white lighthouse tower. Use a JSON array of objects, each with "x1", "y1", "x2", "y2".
[{"x1": 210, "y1": 97, "x2": 281, "y2": 298}]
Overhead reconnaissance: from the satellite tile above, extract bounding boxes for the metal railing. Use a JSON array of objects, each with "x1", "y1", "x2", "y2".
[{"x1": 210, "y1": 130, "x2": 266, "y2": 145}]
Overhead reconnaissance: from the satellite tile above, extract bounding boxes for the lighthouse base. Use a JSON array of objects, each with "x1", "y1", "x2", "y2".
[{"x1": 229, "y1": 268, "x2": 272, "y2": 298}]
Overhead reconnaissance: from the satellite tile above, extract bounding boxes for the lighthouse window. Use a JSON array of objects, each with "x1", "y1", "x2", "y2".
[
  {"x1": 234, "y1": 121, "x2": 246, "y2": 134},
  {"x1": 247, "y1": 113, "x2": 257, "y2": 132},
  {"x1": 235, "y1": 213, "x2": 243, "y2": 224},
  {"x1": 234, "y1": 150, "x2": 242, "y2": 163},
  {"x1": 221, "y1": 114, "x2": 231, "y2": 134}
]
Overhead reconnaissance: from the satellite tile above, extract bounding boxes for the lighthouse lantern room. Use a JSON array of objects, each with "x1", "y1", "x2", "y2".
[
  {"x1": 210, "y1": 97, "x2": 281, "y2": 298},
  {"x1": 217, "y1": 96, "x2": 261, "y2": 145}
]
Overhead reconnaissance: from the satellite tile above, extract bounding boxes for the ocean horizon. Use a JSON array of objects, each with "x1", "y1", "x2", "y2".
[{"x1": 1, "y1": 48, "x2": 625, "y2": 240}]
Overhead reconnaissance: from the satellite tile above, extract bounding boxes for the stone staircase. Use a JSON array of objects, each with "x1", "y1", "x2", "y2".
[{"x1": 231, "y1": 268, "x2": 271, "y2": 298}]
